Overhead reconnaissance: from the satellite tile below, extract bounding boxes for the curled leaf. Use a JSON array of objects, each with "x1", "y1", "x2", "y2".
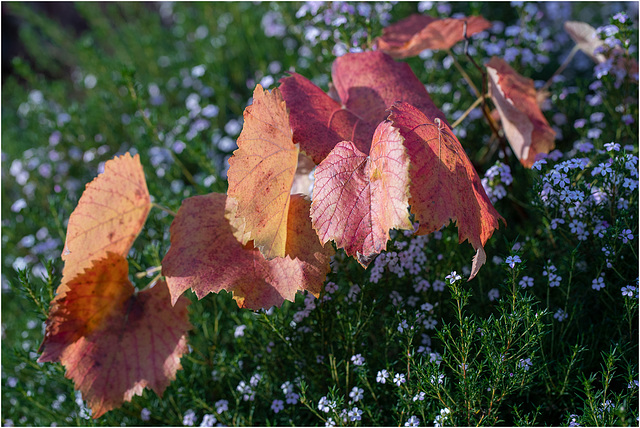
[
  {"x1": 486, "y1": 57, "x2": 556, "y2": 168},
  {"x1": 39, "y1": 254, "x2": 191, "y2": 418},
  {"x1": 227, "y1": 84, "x2": 300, "y2": 259},
  {"x1": 376, "y1": 14, "x2": 492, "y2": 59},
  {"x1": 310, "y1": 121, "x2": 412, "y2": 267},
  {"x1": 162, "y1": 193, "x2": 333, "y2": 310},
  {"x1": 564, "y1": 20, "x2": 606, "y2": 63},
  {"x1": 389, "y1": 102, "x2": 504, "y2": 280}
]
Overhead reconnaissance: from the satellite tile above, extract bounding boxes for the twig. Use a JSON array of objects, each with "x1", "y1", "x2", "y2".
[
  {"x1": 540, "y1": 45, "x2": 580, "y2": 93},
  {"x1": 153, "y1": 202, "x2": 177, "y2": 217},
  {"x1": 135, "y1": 265, "x2": 162, "y2": 279},
  {"x1": 451, "y1": 94, "x2": 486, "y2": 129}
]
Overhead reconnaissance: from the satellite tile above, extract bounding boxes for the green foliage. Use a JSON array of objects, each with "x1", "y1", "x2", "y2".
[{"x1": 2, "y1": 1, "x2": 638, "y2": 427}]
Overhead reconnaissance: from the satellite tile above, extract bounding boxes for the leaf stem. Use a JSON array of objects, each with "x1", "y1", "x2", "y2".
[
  {"x1": 152, "y1": 202, "x2": 177, "y2": 217},
  {"x1": 540, "y1": 45, "x2": 580, "y2": 93},
  {"x1": 451, "y1": 94, "x2": 486, "y2": 129},
  {"x1": 135, "y1": 265, "x2": 163, "y2": 279}
]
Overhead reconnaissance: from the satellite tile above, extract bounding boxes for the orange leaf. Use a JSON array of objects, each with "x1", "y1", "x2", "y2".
[
  {"x1": 376, "y1": 14, "x2": 492, "y2": 59},
  {"x1": 58, "y1": 153, "x2": 152, "y2": 298},
  {"x1": 389, "y1": 102, "x2": 504, "y2": 280},
  {"x1": 310, "y1": 121, "x2": 412, "y2": 267},
  {"x1": 227, "y1": 85, "x2": 300, "y2": 259},
  {"x1": 486, "y1": 57, "x2": 556, "y2": 168},
  {"x1": 162, "y1": 193, "x2": 333, "y2": 310},
  {"x1": 39, "y1": 253, "x2": 191, "y2": 418}
]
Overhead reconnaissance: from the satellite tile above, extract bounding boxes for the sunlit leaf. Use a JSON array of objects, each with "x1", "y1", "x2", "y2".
[
  {"x1": 310, "y1": 120, "x2": 412, "y2": 267},
  {"x1": 162, "y1": 193, "x2": 333, "y2": 309},
  {"x1": 389, "y1": 102, "x2": 504, "y2": 279},
  {"x1": 227, "y1": 84, "x2": 300, "y2": 259},
  {"x1": 376, "y1": 14, "x2": 492, "y2": 59},
  {"x1": 39, "y1": 254, "x2": 191, "y2": 418},
  {"x1": 486, "y1": 57, "x2": 556, "y2": 168}
]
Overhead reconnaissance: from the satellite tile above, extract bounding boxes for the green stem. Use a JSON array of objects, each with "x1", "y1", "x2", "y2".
[
  {"x1": 152, "y1": 202, "x2": 177, "y2": 217},
  {"x1": 540, "y1": 45, "x2": 580, "y2": 93},
  {"x1": 451, "y1": 94, "x2": 486, "y2": 129}
]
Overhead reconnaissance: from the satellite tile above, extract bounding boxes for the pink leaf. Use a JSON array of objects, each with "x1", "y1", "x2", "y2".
[{"x1": 310, "y1": 120, "x2": 412, "y2": 267}]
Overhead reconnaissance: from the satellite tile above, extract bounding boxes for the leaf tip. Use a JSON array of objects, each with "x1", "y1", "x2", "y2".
[{"x1": 468, "y1": 247, "x2": 487, "y2": 281}]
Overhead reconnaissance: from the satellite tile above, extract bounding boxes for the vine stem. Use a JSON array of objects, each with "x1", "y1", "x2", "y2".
[
  {"x1": 451, "y1": 94, "x2": 487, "y2": 129},
  {"x1": 135, "y1": 265, "x2": 162, "y2": 279},
  {"x1": 540, "y1": 45, "x2": 580, "y2": 93},
  {"x1": 153, "y1": 202, "x2": 177, "y2": 217}
]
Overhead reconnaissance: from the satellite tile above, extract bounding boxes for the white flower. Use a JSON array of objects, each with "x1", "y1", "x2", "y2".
[
  {"x1": 183, "y1": 409, "x2": 196, "y2": 426},
  {"x1": 376, "y1": 370, "x2": 389, "y2": 384},
  {"x1": 351, "y1": 354, "x2": 365, "y2": 366},
  {"x1": 318, "y1": 396, "x2": 335, "y2": 413},
  {"x1": 349, "y1": 387, "x2": 364, "y2": 402},
  {"x1": 200, "y1": 414, "x2": 216, "y2": 427},
  {"x1": 393, "y1": 373, "x2": 406, "y2": 386},
  {"x1": 505, "y1": 255, "x2": 522, "y2": 268},
  {"x1": 405, "y1": 415, "x2": 420, "y2": 426},
  {"x1": 519, "y1": 276, "x2": 534, "y2": 288},
  {"x1": 215, "y1": 399, "x2": 228, "y2": 414},
  {"x1": 348, "y1": 407, "x2": 363, "y2": 422},
  {"x1": 445, "y1": 271, "x2": 462, "y2": 284},
  {"x1": 234, "y1": 324, "x2": 246, "y2": 338}
]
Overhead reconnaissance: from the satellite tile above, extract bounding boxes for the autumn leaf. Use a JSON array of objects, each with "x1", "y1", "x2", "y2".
[
  {"x1": 564, "y1": 20, "x2": 638, "y2": 81},
  {"x1": 278, "y1": 72, "x2": 374, "y2": 165},
  {"x1": 564, "y1": 21, "x2": 606, "y2": 63},
  {"x1": 331, "y1": 50, "x2": 447, "y2": 129},
  {"x1": 310, "y1": 120, "x2": 412, "y2": 267},
  {"x1": 227, "y1": 84, "x2": 300, "y2": 259},
  {"x1": 57, "y1": 153, "x2": 152, "y2": 298},
  {"x1": 279, "y1": 51, "x2": 445, "y2": 164},
  {"x1": 162, "y1": 192, "x2": 333, "y2": 310},
  {"x1": 486, "y1": 56, "x2": 556, "y2": 168},
  {"x1": 376, "y1": 14, "x2": 492, "y2": 59},
  {"x1": 39, "y1": 253, "x2": 191, "y2": 419},
  {"x1": 389, "y1": 101, "x2": 504, "y2": 280}
]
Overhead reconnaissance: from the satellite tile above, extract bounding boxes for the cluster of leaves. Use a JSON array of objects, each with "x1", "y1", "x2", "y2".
[{"x1": 2, "y1": 2, "x2": 638, "y2": 426}]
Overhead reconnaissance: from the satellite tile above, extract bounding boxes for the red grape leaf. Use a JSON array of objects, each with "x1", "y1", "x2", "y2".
[
  {"x1": 162, "y1": 193, "x2": 333, "y2": 310},
  {"x1": 278, "y1": 72, "x2": 374, "y2": 165},
  {"x1": 376, "y1": 14, "x2": 492, "y2": 59},
  {"x1": 227, "y1": 84, "x2": 300, "y2": 259},
  {"x1": 38, "y1": 253, "x2": 191, "y2": 419},
  {"x1": 486, "y1": 57, "x2": 556, "y2": 168},
  {"x1": 57, "y1": 153, "x2": 152, "y2": 299},
  {"x1": 564, "y1": 21, "x2": 606, "y2": 63},
  {"x1": 279, "y1": 51, "x2": 444, "y2": 164},
  {"x1": 389, "y1": 102, "x2": 504, "y2": 279},
  {"x1": 331, "y1": 51, "x2": 447, "y2": 129},
  {"x1": 310, "y1": 120, "x2": 412, "y2": 267}
]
